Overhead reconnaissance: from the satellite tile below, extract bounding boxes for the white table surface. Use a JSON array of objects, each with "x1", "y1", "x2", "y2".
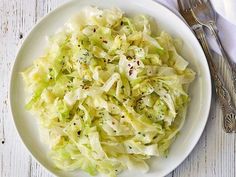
[{"x1": 0, "y1": 0, "x2": 236, "y2": 177}]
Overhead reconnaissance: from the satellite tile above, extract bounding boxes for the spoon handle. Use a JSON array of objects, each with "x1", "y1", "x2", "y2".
[
  {"x1": 208, "y1": 23, "x2": 236, "y2": 94},
  {"x1": 194, "y1": 25, "x2": 236, "y2": 133}
]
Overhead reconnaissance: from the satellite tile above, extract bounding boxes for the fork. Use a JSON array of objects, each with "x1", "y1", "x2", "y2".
[
  {"x1": 177, "y1": 0, "x2": 236, "y2": 133},
  {"x1": 190, "y1": 0, "x2": 236, "y2": 93}
]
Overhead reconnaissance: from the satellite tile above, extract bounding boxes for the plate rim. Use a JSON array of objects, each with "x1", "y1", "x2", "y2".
[{"x1": 9, "y1": 0, "x2": 212, "y2": 176}]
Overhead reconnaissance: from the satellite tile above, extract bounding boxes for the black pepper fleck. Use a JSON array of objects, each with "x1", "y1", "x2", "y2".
[
  {"x1": 129, "y1": 69, "x2": 133, "y2": 76},
  {"x1": 19, "y1": 32, "x2": 23, "y2": 39}
]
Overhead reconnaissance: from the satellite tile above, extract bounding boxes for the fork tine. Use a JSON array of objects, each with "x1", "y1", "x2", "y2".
[
  {"x1": 198, "y1": 0, "x2": 205, "y2": 4},
  {"x1": 190, "y1": 0, "x2": 199, "y2": 6},
  {"x1": 177, "y1": 0, "x2": 185, "y2": 11},
  {"x1": 206, "y1": 0, "x2": 217, "y2": 21},
  {"x1": 177, "y1": 0, "x2": 192, "y2": 10},
  {"x1": 195, "y1": 0, "x2": 202, "y2": 4},
  {"x1": 207, "y1": 0, "x2": 214, "y2": 7}
]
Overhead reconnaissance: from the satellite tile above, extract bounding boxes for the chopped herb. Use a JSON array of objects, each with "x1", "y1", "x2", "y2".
[
  {"x1": 128, "y1": 146, "x2": 132, "y2": 149},
  {"x1": 120, "y1": 21, "x2": 123, "y2": 25}
]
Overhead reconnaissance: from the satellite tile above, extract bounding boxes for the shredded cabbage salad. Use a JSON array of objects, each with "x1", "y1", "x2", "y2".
[{"x1": 22, "y1": 7, "x2": 195, "y2": 177}]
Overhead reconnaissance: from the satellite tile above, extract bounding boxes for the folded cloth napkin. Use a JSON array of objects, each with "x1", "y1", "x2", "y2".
[
  {"x1": 154, "y1": 0, "x2": 236, "y2": 62},
  {"x1": 211, "y1": 0, "x2": 236, "y2": 26}
]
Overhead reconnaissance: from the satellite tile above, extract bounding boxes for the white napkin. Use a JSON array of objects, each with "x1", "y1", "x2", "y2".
[
  {"x1": 154, "y1": 0, "x2": 236, "y2": 62},
  {"x1": 211, "y1": 0, "x2": 236, "y2": 26}
]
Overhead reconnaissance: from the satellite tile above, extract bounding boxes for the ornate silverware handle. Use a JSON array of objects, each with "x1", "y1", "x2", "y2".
[
  {"x1": 208, "y1": 23, "x2": 236, "y2": 94},
  {"x1": 194, "y1": 25, "x2": 236, "y2": 133}
]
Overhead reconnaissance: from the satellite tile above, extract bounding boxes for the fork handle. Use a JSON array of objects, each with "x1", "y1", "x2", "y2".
[
  {"x1": 194, "y1": 25, "x2": 236, "y2": 133},
  {"x1": 208, "y1": 23, "x2": 236, "y2": 94}
]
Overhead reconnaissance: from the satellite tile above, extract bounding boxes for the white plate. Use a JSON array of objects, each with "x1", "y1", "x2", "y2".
[{"x1": 9, "y1": 0, "x2": 212, "y2": 177}]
